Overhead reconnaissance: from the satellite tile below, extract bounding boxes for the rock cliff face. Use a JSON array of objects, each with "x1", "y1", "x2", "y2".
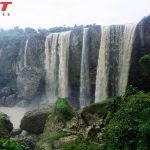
[
  {"x1": 17, "y1": 34, "x2": 46, "y2": 104},
  {"x1": 0, "y1": 31, "x2": 46, "y2": 106},
  {"x1": 0, "y1": 16, "x2": 150, "y2": 107},
  {"x1": 129, "y1": 15, "x2": 150, "y2": 92}
]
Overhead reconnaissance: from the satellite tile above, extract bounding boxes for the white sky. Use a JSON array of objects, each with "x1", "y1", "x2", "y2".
[{"x1": 0, "y1": 0, "x2": 150, "y2": 29}]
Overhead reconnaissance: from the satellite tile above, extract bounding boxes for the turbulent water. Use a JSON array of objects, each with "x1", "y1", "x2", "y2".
[
  {"x1": 45, "y1": 31, "x2": 71, "y2": 103},
  {"x1": 80, "y1": 28, "x2": 91, "y2": 107},
  {"x1": 0, "y1": 107, "x2": 29, "y2": 129},
  {"x1": 95, "y1": 24, "x2": 136, "y2": 102}
]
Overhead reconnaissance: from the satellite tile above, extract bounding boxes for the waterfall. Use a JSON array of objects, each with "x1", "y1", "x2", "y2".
[
  {"x1": 95, "y1": 24, "x2": 136, "y2": 102},
  {"x1": 108, "y1": 25, "x2": 124, "y2": 97},
  {"x1": 45, "y1": 31, "x2": 71, "y2": 103},
  {"x1": 45, "y1": 33, "x2": 59, "y2": 102},
  {"x1": 44, "y1": 23, "x2": 136, "y2": 105},
  {"x1": 118, "y1": 24, "x2": 137, "y2": 95},
  {"x1": 58, "y1": 31, "x2": 71, "y2": 98},
  {"x1": 79, "y1": 28, "x2": 91, "y2": 107},
  {"x1": 24, "y1": 39, "x2": 29, "y2": 67},
  {"x1": 95, "y1": 26, "x2": 110, "y2": 102}
]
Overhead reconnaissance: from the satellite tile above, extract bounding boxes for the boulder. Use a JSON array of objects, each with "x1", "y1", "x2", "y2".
[
  {"x1": 0, "y1": 112, "x2": 13, "y2": 138},
  {"x1": 20, "y1": 106, "x2": 52, "y2": 134}
]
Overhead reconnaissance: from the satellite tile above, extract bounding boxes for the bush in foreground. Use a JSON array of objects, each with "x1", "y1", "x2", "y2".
[
  {"x1": 63, "y1": 139, "x2": 100, "y2": 150},
  {"x1": 54, "y1": 98, "x2": 75, "y2": 122},
  {"x1": 104, "y1": 92, "x2": 150, "y2": 150},
  {"x1": 0, "y1": 138, "x2": 29, "y2": 150}
]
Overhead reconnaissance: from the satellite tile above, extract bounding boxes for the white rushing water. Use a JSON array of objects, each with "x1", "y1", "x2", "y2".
[
  {"x1": 24, "y1": 39, "x2": 29, "y2": 67},
  {"x1": 95, "y1": 26, "x2": 110, "y2": 102},
  {"x1": 80, "y1": 28, "x2": 91, "y2": 107},
  {"x1": 95, "y1": 24, "x2": 136, "y2": 102},
  {"x1": 118, "y1": 23, "x2": 137, "y2": 95},
  {"x1": 0, "y1": 107, "x2": 30, "y2": 129},
  {"x1": 45, "y1": 34, "x2": 59, "y2": 102},
  {"x1": 58, "y1": 31, "x2": 71, "y2": 98},
  {"x1": 45, "y1": 24, "x2": 136, "y2": 105},
  {"x1": 45, "y1": 31, "x2": 71, "y2": 103}
]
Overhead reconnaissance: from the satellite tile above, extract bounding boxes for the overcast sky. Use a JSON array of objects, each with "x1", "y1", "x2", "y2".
[{"x1": 0, "y1": 0, "x2": 150, "y2": 29}]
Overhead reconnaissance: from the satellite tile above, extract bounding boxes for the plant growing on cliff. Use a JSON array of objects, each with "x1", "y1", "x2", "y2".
[{"x1": 54, "y1": 98, "x2": 75, "y2": 122}]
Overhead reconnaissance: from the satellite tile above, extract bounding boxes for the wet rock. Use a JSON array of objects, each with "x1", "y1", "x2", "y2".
[
  {"x1": 20, "y1": 106, "x2": 52, "y2": 134},
  {"x1": 0, "y1": 112, "x2": 13, "y2": 138},
  {"x1": 10, "y1": 128, "x2": 22, "y2": 137}
]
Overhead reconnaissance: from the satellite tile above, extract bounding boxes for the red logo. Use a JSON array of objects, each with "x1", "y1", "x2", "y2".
[{"x1": 0, "y1": 2, "x2": 12, "y2": 11}]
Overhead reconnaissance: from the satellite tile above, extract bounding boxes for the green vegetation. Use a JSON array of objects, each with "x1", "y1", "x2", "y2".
[
  {"x1": 104, "y1": 91, "x2": 150, "y2": 150},
  {"x1": 63, "y1": 139, "x2": 100, "y2": 150},
  {"x1": 0, "y1": 138, "x2": 29, "y2": 150},
  {"x1": 54, "y1": 98, "x2": 75, "y2": 122}
]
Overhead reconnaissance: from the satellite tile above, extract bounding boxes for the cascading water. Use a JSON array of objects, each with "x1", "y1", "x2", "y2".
[
  {"x1": 45, "y1": 23, "x2": 136, "y2": 105},
  {"x1": 95, "y1": 24, "x2": 136, "y2": 102},
  {"x1": 16, "y1": 39, "x2": 29, "y2": 74},
  {"x1": 45, "y1": 34, "x2": 59, "y2": 102},
  {"x1": 45, "y1": 31, "x2": 71, "y2": 103},
  {"x1": 24, "y1": 39, "x2": 29, "y2": 67},
  {"x1": 108, "y1": 25, "x2": 124, "y2": 97},
  {"x1": 118, "y1": 24, "x2": 137, "y2": 95},
  {"x1": 58, "y1": 31, "x2": 71, "y2": 98},
  {"x1": 95, "y1": 26, "x2": 110, "y2": 102},
  {"x1": 79, "y1": 28, "x2": 91, "y2": 107}
]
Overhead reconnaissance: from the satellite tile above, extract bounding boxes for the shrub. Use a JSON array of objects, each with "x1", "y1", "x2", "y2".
[
  {"x1": 63, "y1": 139, "x2": 100, "y2": 150},
  {"x1": 54, "y1": 98, "x2": 75, "y2": 122},
  {"x1": 110, "y1": 96, "x2": 123, "y2": 113},
  {"x1": 104, "y1": 92, "x2": 150, "y2": 150},
  {"x1": 0, "y1": 138, "x2": 29, "y2": 150}
]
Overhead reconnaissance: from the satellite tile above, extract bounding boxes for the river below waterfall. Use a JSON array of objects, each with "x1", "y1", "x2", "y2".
[{"x1": 0, "y1": 107, "x2": 31, "y2": 129}]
